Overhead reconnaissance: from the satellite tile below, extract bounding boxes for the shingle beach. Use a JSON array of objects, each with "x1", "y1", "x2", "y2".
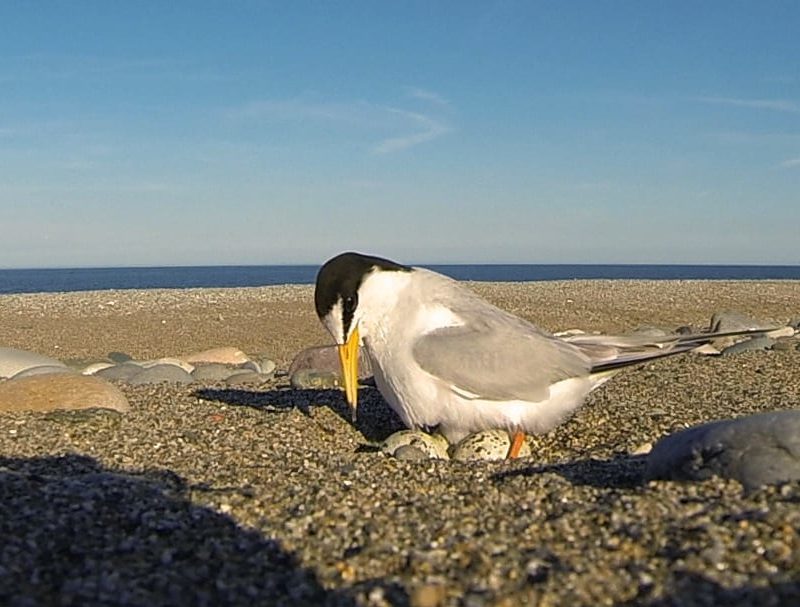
[{"x1": 1, "y1": 280, "x2": 799, "y2": 606}]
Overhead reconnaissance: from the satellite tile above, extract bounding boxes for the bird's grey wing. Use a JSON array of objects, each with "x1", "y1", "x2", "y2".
[{"x1": 411, "y1": 320, "x2": 591, "y2": 402}]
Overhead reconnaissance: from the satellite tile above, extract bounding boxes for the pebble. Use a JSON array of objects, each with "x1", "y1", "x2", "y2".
[
  {"x1": 191, "y1": 363, "x2": 239, "y2": 382},
  {"x1": 0, "y1": 347, "x2": 67, "y2": 379},
  {"x1": 766, "y1": 326, "x2": 796, "y2": 339},
  {"x1": 224, "y1": 371, "x2": 266, "y2": 385},
  {"x1": 108, "y1": 351, "x2": 134, "y2": 363},
  {"x1": 645, "y1": 409, "x2": 800, "y2": 491},
  {"x1": 709, "y1": 310, "x2": 774, "y2": 333},
  {"x1": 410, "y1": 583, "x2": 447, "y2": 607},
  {"x1": 182, "y1": 346, "x2": 250, "y2": 365},
  {"x1": 81, "y1": 362, "x2": 116, "y2": 375},
  {"x1": 250, "y1": 356, "x2": 277, "y2": 376},
  {"x1": 721, "y1": 336, "x2": 776, "y2": 356},
  {"x1": 96, "y1": 362, "x2": 148, "y2": 381},
  {"x1": 68, "y1": 352, "x2": 282, "y2": 386},
  {"x1": 0, "y1": 373, "x2": 130, "y2": 413},
  {"x1": 772, "y1": 338, "x2": 800, "y2": 352},
  {"x1": 127, "y1": 364, "x2": 195, "y2": 386},
  {"x1": 139, "y1": 357, "x2": 195, "y2": 374}
]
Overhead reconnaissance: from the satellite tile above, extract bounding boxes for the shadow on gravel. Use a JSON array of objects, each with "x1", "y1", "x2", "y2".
[
  {"x1": 0, "y1": 454, "x2": 359, "y2": 606},
  {"x1": 194, "y1": 386, "x2": 405, "y2": 442},
  {"x1": 492, "y1": 454, "x2": 648, "y2": 489}
]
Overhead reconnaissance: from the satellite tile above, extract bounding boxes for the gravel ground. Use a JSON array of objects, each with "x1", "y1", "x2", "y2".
[{"x1": 1, "y1": 281, "x2": 799, "y2": 606}]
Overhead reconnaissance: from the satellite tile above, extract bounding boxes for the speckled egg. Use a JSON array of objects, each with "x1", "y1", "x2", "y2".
[
  {"x1": 381, "y1": 429, "x2": 450, "y2": 460},
  {"x1": 451, "y1": 429, "x2": 532, "y2": 461}
]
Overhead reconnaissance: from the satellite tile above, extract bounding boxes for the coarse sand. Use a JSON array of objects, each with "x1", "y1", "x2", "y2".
[{"x1": 1, "y1": 280, "x2": 799, "y2": 606}]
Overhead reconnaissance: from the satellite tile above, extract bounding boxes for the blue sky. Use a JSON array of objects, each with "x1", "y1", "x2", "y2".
[{"x1": 1, "y1": 2, "x2": 798, "y2": 268}]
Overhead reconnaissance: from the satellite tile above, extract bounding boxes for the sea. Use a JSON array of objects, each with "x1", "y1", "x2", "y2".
[{"x1": 1, "y1": 264, "x2": 799, "y2": 295}]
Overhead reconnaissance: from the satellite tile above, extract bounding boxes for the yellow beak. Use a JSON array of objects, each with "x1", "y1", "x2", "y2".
[{"x1": 337, "y1": 326, "x2": 360, "y2": 421}]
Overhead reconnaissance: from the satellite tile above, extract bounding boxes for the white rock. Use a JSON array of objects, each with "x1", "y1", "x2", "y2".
[
  {"x1": 0, "y1": 347, "x2": 67, "y2": 379},
  {"x1": 82, "y1": 362, "x2": 116, "y2": 375},
  {"x1": 182, "y1": 347, "x2": 250, "y2": 365},
  {"x1": 139, "y1": 357, "x2": 195, "y2": 373},
  {"x1": 11, "y1": 365, "x2": 75, "y2": 379},
  {"x1": 766, "y1": 326, "x2": 796, "y2": 339}
]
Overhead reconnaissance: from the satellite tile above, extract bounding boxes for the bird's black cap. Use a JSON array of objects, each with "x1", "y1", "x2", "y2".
[{"x1": 314, "y1": 252, "x2": 411, "y2": 324}]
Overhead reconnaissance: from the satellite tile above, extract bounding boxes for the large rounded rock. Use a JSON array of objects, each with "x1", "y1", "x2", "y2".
[
  {"x1": 645, "y1": 409, "x2": 800, "y2": 491},
  {"x1": 288, "y1": 345, "x2": 373, "y2": 380},
  {"x1": 0, "y1": 374, "x2": 130, "y2": 413},
  {"x1": 0, "y1": 347, "x2": 67, "y2": 379},
  {"x1": 12, "y1": 365, "x2": 75, "y2": 379},
  {"x1": 127, "y1": 364, "x2": 194, "y2": 386},
  {"x1": 95, "y1": 363, "x2": 147, "y2": 382},
  {"x1": 182, "y1": 347, "x2": 250, "y2": 365}
]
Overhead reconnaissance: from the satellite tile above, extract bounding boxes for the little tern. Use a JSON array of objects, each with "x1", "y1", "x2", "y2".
[{"x1": 315, "y1": 252, "x2": 770, "y2": 458}]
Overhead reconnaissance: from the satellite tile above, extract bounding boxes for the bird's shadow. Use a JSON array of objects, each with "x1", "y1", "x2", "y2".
[
  {"x1": 194, "y1": 384, "x2": 405, "y2": 443},
  {"x1": 493, "y1": 453, "x2": 649, "y2": 489},
  {"x1": 0, "y1": 453, "x2": 365, "y2": 605}
]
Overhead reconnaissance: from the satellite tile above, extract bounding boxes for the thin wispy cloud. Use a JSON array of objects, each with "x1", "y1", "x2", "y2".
[
  {"x1": 405, "y1": 86, "x2": 450, "y2": 106},
  {"x1": 227, "y1": 93, "x2": 452, "y2": 154},
  {"x1": 778, "y1": 157, "x2": 800, "y2": 169},
  {"x1": 696, "y1": 96, "x2": 800, "y2": 113},
  {"x1": 372, "y1": 108, "x2": 450, "y2": 154}
]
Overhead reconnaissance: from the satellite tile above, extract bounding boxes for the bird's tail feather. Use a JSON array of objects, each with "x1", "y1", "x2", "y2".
[{"x1": 571, "y1": 327, "x2": 779, "y2": 375}]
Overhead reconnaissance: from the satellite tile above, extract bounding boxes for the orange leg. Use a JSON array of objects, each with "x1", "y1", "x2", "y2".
[{"x1": 507, "y1": 430, "x2": 526, "y2": 459}]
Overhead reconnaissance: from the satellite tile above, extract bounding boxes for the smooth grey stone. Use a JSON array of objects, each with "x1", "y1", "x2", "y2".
[
  {"x1": 288, "y1": 345, "x2": 373, "y2": 380},
  {"x1": 252, "y1": 357, "x2": 277, "y2": 376},
  {"x1": 772, "y1": 338, "x2": 799, "y2": 352},
  {"x1": 0, "y1": 347, "x2": 66, "y2": 379},
  {"x1": 789, "y1": 317, "x2": 800, "y2": 330},
  {"x1": 720, "y1": 336, "x2": 776, "y2": 356},
  {"x1": 95, "y1": 362, "x2": 145, "y2": 381},
  {"x1": 108, "y1": 351, "x2": 134, "y2": 363},
  {"x1": 224, "y1": 371, "x2": 264, "y2": 385},
  {"x1": 631, "y1": 326, "x2": 670, "y2": 338},
  {"x1": 127, "y1": 364, "x2": 194, "y2": 385},
  {"x1": 709, "y1": 310, "x2": 773, "y2": 333},
  {"x1": 191, "y1": 363, "x2": 238, "y2": 382},
  {"x1": 11, "y1": 365, "x2": 75, "y2": 379},
  {"x1": 645, "y1": 409, "x2": 800, "y2": 491},
  {"x1": 290, "y1": 369, "x2": 340, "y2": 390}
]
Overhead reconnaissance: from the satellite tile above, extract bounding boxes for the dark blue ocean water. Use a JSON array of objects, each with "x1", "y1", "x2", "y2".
[{"x1": 1, "y1": 264, "x2": 799, "y2": 295}]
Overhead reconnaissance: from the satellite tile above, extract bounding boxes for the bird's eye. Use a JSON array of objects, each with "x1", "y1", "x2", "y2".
[{"x1": 343, "y1": 294, "x2": 357, "y2": 313}]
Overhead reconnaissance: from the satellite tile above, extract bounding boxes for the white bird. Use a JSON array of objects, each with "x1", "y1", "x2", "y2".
[{"x1": 314, "y1": 252, "x2": 770, "y2": 458}]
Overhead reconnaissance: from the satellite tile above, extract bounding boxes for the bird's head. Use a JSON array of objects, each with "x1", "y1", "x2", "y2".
[{"x1": 314, "y1": 251, "x2": 410, "y2": 420}]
